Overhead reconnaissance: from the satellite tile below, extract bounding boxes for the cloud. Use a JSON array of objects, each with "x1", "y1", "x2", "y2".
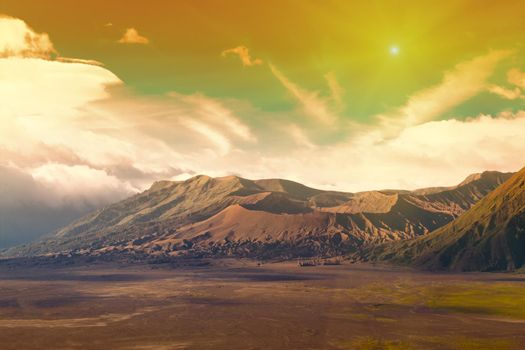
[
  {"x1": 0, "y1": 14, "x2": 105, "y2": 66},
  {"x1": 487, "y1": 84, "x2": 522, "y2": 100},
  {"x1": 242, "y1": 112, "x2": 525, "y2": 192},
  {"x1": 172, "y1": 92, "x2": 257, "y2": 143},
  {"x1": 507, "y1": 68, "x2": 525, "y2": 88},
  {"x1": 0, "y1": 53, "x2": 257, "y2": 192},
  {"x1": 56, "y1": 57, "x2": 104, "y2": 66},
  {"x1": 179, "y1": 119, "x2": 232, "y2": 156},
  {"x1": 118, "y1": 28, "x2": 149, "y2": 44},
  {"x1": 222, "y1": 45, "x2": 263, "y2": 66},
  {"x1": 376, "y1": 50, "x2": 512, "y2": 135},
  {"x1": 486, "y1": 68, "x2": 525, "y2": 100},
  {"x1": 0, "y1": 15, "x2": 56, "y2": 58},
  {"x1": 324, "y1": 71, "x2": 344, "y2": 109},
  {"x1": 286, "y1": 124, "x2": 317, "y2": 149},
  {"x1": 269, "y1": 63, "x2": 339, "y2": 125},
  {"x1": 0, "y1": 58, "x2": 120, "y2": 121},
  {"x1": 0, "y1": 164, "x2": 132, "y2": 249},
  {"x1": 31, "y1": 163, "x2": 136, "y2": 205}
]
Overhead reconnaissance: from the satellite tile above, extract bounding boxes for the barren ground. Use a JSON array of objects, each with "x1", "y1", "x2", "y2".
[{"x1": 1, "y1": 260, "x2": 524, "y2": 349}]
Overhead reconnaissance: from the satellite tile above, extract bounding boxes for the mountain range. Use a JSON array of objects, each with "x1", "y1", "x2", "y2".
[
  {"x1": 360, "y1": 167, "x2": 525, "y2": 272},
  {"x1": 4, "y1": 171, "x2": 512, "y2": 261}
]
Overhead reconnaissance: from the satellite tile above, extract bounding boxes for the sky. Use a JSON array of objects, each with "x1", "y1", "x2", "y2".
[{"x1": 2, "y1": 0, "x2": 525, "y2": 246}]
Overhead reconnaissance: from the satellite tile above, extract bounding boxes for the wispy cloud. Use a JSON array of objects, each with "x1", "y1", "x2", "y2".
[
  {"x1": 324, "y1": 71, "x2": 344, "y2": 109},
  {"x1": 507, "y1": 68, "x2": 525, "y2": 88},
  {"x1": 286, "y1": 124, "x2": 317, "y2": 149},
  {"x1": 118, "y1": 28, "x2": 149, "y2": 44},
  {"x1": 376, "y1": 50, "x2": 512, "y2": 135},
  {"x1": 175, "y1": 93, "x2": 258, "y2": 143},
  {"x1": 178, "y1": 119, "x2": 232, "y2": 156},
  {"x1": 487, "y1": 84, "x2": 522, "y2": 100},
  {"x1": 486, "y1": 68, "x2": 525, "y2": 100},
  {"x1": 269, "y1": 63, "x2": 340, "y2": 125},
  {"x1": 222, "y1": 45, "x2": 262, "y2": 66}
]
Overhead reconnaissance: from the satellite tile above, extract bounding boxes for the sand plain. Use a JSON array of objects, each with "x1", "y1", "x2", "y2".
[{"x1": 0, "y1": 260, "x2": 524, "y2": 350}]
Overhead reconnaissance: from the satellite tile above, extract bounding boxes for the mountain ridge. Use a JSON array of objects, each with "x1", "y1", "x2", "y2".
[
  {"x1": 3, "y1": 170, "x2": 514, "y2": 259},
  {"x1": 360, "y1": 168, "x2": 525, "y2": 271}
]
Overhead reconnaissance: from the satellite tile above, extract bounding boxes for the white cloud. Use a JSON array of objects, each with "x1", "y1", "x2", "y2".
[
  {"x1": 286, "y1": 124, "x2": 317, "y2": 149},
  {"x1": 31, "y1": 163, "x2": 136, "y2": 206},
  {"x1": 0, "y1": 59, "x2": 258, "y2": 195},
  {"x1": 0, "y1": 15, "x2": 56, "y2": 58},
  {"x1": 0, "y1": 58, "x2": 119, "y2": 117},
  {"x1": 170, "y1": 172, "x2": 195, "y2": 182},
  {"x1": 234, "y1": 112, "x2": 525, "y2": 192},
  {"x1": 118, "y1": 28, "x2": 149, "y2": 44},
  {"x1": 172, "y1": 92, "x2": 257, "y2": 143},
  {"x1": 178, "y1": 119, "x2": 232, "y2": 156}
]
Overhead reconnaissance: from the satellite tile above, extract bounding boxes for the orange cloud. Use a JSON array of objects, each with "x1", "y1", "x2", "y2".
[
  {"x1": 118, "y1": 28, "x2": 149, "y2": 44},
  {"x1": 324, "y1": 71, "x2": 344, "y2": 109},
  {"x1": 507, "y1": 68, "x2": 525, "y2": 89},
  {"x1": 222, "y1": 45, "x2": 263, "y2": 66},
  {"x1": 487, "y1": 84, "x2": 522, "y2": 100},
  {"x1": 486, "y1": 68, "x2": 525, "y2": 100}
]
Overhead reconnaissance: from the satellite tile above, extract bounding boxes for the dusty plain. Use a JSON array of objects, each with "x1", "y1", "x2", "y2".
[{"x1": 0, "y1": 259, "x2": 524, "y2": 350}]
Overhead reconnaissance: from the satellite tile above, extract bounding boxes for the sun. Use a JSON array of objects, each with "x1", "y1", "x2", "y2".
[{"x1": 389, "y1": 46, "x2": 400, "y2": 56}]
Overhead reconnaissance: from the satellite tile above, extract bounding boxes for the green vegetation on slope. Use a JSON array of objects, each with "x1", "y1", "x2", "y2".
[{"x1": 362, "y1": 167, "x2": 525, "y2": 271}]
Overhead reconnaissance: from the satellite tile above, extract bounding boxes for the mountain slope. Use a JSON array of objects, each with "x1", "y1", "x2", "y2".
[
  {"x1": 361, "y1": 168, "x2": 525, "y2": 271},
  {"x1": 4, "y1": 171, "x2": 513, "y2": 258}
]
